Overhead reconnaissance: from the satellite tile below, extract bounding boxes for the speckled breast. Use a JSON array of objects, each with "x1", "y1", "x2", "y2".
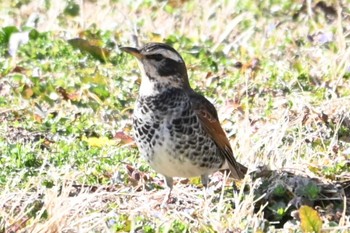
[{"x1": 132, "y1": 88, "x2": 225, "y2": 178}]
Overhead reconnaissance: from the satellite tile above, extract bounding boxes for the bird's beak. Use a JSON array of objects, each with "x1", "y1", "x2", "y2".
[{"x1": 120, "y1": 46, "x2": 144, "y2": 59}]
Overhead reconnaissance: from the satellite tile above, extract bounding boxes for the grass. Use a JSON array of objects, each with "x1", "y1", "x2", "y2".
[{"x1": 0, "y1": 0, "x2": 350, "y2": 232}]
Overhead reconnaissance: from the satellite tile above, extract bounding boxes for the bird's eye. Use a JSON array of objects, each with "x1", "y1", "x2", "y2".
[{"x1": 152, "y1": 54, "x2": 164, "y2": 61}]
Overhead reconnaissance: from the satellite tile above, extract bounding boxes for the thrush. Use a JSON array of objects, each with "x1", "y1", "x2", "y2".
[{"x1": 121, "y1": 43, "x2": 247, "y2": 201}]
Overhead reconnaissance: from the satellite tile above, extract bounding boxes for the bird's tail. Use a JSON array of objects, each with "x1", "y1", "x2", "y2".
[{"x1": 222, "y1": 162, "x2": 247, "y2": 180}]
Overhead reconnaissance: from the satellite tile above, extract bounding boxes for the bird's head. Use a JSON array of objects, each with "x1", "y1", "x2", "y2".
[{"x1": 121, "y1": 43, "x2": 191, "y2": 95}]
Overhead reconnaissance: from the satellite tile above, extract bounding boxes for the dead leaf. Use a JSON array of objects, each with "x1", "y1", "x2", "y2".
[
  {"x1": 7, "y1": 217, "x2": 30, "y2": 233},
  {"x1": 167, "y1": 0, "x2": 188, "y2": 8},
  {"x1": 241, "y1": 58, "x2": 261, "y2": 72},
  {"x1": 33, "y1": 114, "x2": 43, "y2": 123},
  {"x1": 12, "y1": 66, "x2": 27, "y2": 73},
  {"x1": 82, "y1": 136, "x2": 115, "y2": 147},
  {"x1": 56, "y1": 87, "x2": 80, "y2": 101},
  {"x1": 114, "y1": 131, "x2": 135, "y2": 147},
  {"x1": 21, "y1": 84, "x2": 33, "y2": 99},
  {"x1": 68, "y1": 38, "x2": 110, "y2": 62},
  {"x1": 299, "y1": 205, "x2": 322, "y2": 233}
]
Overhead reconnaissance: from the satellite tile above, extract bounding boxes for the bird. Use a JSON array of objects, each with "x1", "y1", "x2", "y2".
[{"x1": 121, "y1": 42, "x2": 247, "y2": 203}]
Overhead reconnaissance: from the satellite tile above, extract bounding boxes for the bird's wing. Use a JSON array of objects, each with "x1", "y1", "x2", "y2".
[{"x1": 189, "y1": 92, "x2": 247, "y2": 179}]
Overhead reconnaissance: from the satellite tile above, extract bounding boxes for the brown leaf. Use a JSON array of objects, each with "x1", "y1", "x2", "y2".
[
  {"x1": 7, "y1": 217, "x2": 30, "y2": 233},
  {"x1": 21, "y1": 84, "x2": 33, "y2": 99},
  {"x1": 33, "y1": 114, "x2": 43, "y2": 123},
  {"x1": 125, "y1": 165, "x2": 150, "y2": 188},
  {"x1": 241, "y1": 58, "x2": 260, "y2": 72},
  {"x1": 126, "y1": 164, "x2": 135, "y2": 175},
  {"x1": 12, "y1": 66, "x2": 27, "y2": 73},
  {"x1": 114, "y1": 131, "x2": 135, "y2": 147},
  {"x1": 167, "y1": 0, "x2": 188, "y2": 8},
  {"x1": 56, "y1": 87, "x2": 80, "y2": 101}
]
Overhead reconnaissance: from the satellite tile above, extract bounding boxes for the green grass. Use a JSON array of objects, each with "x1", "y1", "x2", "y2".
[{"x1": 0, "y1": 0, "x2": 350, "y2": 232}]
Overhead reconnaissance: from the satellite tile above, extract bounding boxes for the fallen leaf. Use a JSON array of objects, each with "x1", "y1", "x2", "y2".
[
  {"x1": 68, "y1": 38, "x2": 110, "y2": 62},
  {"x1": 56, "y1": 87, "x2": 80, "y2": 101},
  {"x1": 114, "y1": 131, "x2": 135, "y2": 147},
  {"x1": 167, "y1": 0, "x2": 188, "y2": 8},
  {"x1": 299, "y1": 205, "x2": 322, "y2": 233},
  {"x1": 12, "y1": 66, "x2": 27, "y2": 73},
  {"x1": 21, "y1": 84, "x2": 34, "y2": 99},
  {"x1": 7, "y1": 217, "x2": 30, "y2": 233},
  {"x1": 82, "y1": 136, "x2": 115, "y2": 147}
]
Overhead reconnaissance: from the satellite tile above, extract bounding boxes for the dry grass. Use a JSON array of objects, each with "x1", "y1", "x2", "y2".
[
  {"x1": 1, "y1": 166, "x2": 264, "y2": 232},
  {"x1": 1, "y1": 0, "x2": 350, "y2": 232}
]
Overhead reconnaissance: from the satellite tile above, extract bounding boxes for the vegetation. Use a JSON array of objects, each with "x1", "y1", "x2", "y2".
[{"x1": 0, "y1": 0, "x2": 349, "y2": 232}]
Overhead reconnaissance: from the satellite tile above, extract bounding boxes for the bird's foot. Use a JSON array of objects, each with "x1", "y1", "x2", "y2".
[{"x1": 160, "y1": 196, "x2": 177, "y2": 209}]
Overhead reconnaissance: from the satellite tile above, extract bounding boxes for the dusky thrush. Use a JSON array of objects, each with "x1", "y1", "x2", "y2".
[{"x1": 121, "y1": 43, "x2": 247, "y2": 202}]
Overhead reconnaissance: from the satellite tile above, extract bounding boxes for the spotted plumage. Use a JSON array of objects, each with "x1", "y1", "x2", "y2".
[
  {"x1": 133, "y1": 88, "x2": 224, "y2": 179},
  {"x1": 121, "y1": 42, "x2": 247, "y2": 201}
]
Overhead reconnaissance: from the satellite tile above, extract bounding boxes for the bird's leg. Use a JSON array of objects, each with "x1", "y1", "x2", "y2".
[
  {"x1": 161, "y1": 176, "x2": 173, "y2": 208},
  {"x1": 201, "y1": 174, "x2": 209, "y2": 188},
  {"x1": 201, "y1": 174, "x2": 209, "y2": 200}
]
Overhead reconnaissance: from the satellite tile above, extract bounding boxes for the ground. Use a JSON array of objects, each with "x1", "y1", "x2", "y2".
[{"x1": 0, "y1": 0, "x2": 349, "y2": 232}]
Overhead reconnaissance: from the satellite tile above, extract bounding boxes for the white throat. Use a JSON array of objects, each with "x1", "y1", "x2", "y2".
[
  {"x1": 137, "y1": 62, "x2": 182, "y2": 96},
  {"x1": 139, "y1": 75, "x2": 159, "y2": 96}
]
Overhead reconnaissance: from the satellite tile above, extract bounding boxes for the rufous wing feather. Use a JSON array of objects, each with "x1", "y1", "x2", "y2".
[{"x1": 189, "y1": 92, "x2": 247, "y2": 179}]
